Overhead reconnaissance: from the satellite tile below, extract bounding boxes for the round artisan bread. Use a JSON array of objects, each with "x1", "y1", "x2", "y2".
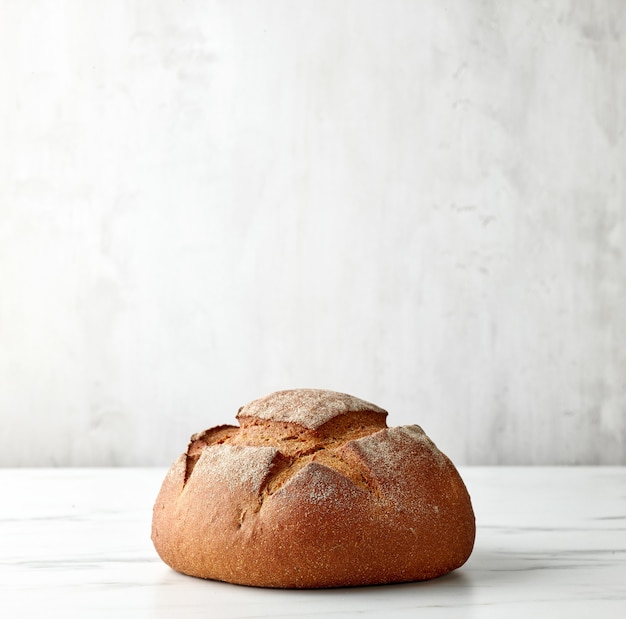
[{"x1": 151, "y1": 389, "x2": 475, "y2": 588}]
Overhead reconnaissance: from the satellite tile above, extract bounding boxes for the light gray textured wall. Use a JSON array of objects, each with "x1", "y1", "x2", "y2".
[{"x1": 1, "y1": 1, "x2": 625, "y2": 466}]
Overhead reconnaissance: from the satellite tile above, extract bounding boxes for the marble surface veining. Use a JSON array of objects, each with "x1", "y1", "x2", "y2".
[{"x1": 1, "y1": 467, "x2": 625, "y2": 618}]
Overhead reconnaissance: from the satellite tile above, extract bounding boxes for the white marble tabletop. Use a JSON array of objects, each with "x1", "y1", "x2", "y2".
[{"x1": 1, "y1": 467, "x2": 625, "y2": 618}]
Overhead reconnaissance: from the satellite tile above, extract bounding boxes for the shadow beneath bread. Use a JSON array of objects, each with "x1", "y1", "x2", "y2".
[{"x1": 153, "y1": 561, "x2": 477, "y2": 617}]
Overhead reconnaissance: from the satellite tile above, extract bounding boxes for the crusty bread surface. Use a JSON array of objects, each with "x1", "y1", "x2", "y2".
[{"x1": 151, "y1": 389, "x2": 475, "y2": 588}]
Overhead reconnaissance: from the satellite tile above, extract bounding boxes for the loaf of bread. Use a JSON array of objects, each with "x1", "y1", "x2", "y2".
[{"x1": 151, "y1": 389, "x2": 475, "y2": 588}]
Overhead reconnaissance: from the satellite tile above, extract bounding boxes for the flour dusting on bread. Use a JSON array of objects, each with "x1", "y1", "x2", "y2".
[
  {"x1": 237, "y1": 389, "x2": 387, "y2": 429},
  {"x1": 194, "y1": 444, "x2": 279, "y2": 493}
]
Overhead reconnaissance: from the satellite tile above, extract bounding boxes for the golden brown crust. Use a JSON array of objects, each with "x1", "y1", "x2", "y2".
[{"x1": 151, "y1": 389, "x2": 475, "y2": 588}]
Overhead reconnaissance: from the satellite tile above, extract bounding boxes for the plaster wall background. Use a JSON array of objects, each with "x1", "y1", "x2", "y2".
[{"x1": 1, "y1": 0, "x2": 625, "y2": 465}]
